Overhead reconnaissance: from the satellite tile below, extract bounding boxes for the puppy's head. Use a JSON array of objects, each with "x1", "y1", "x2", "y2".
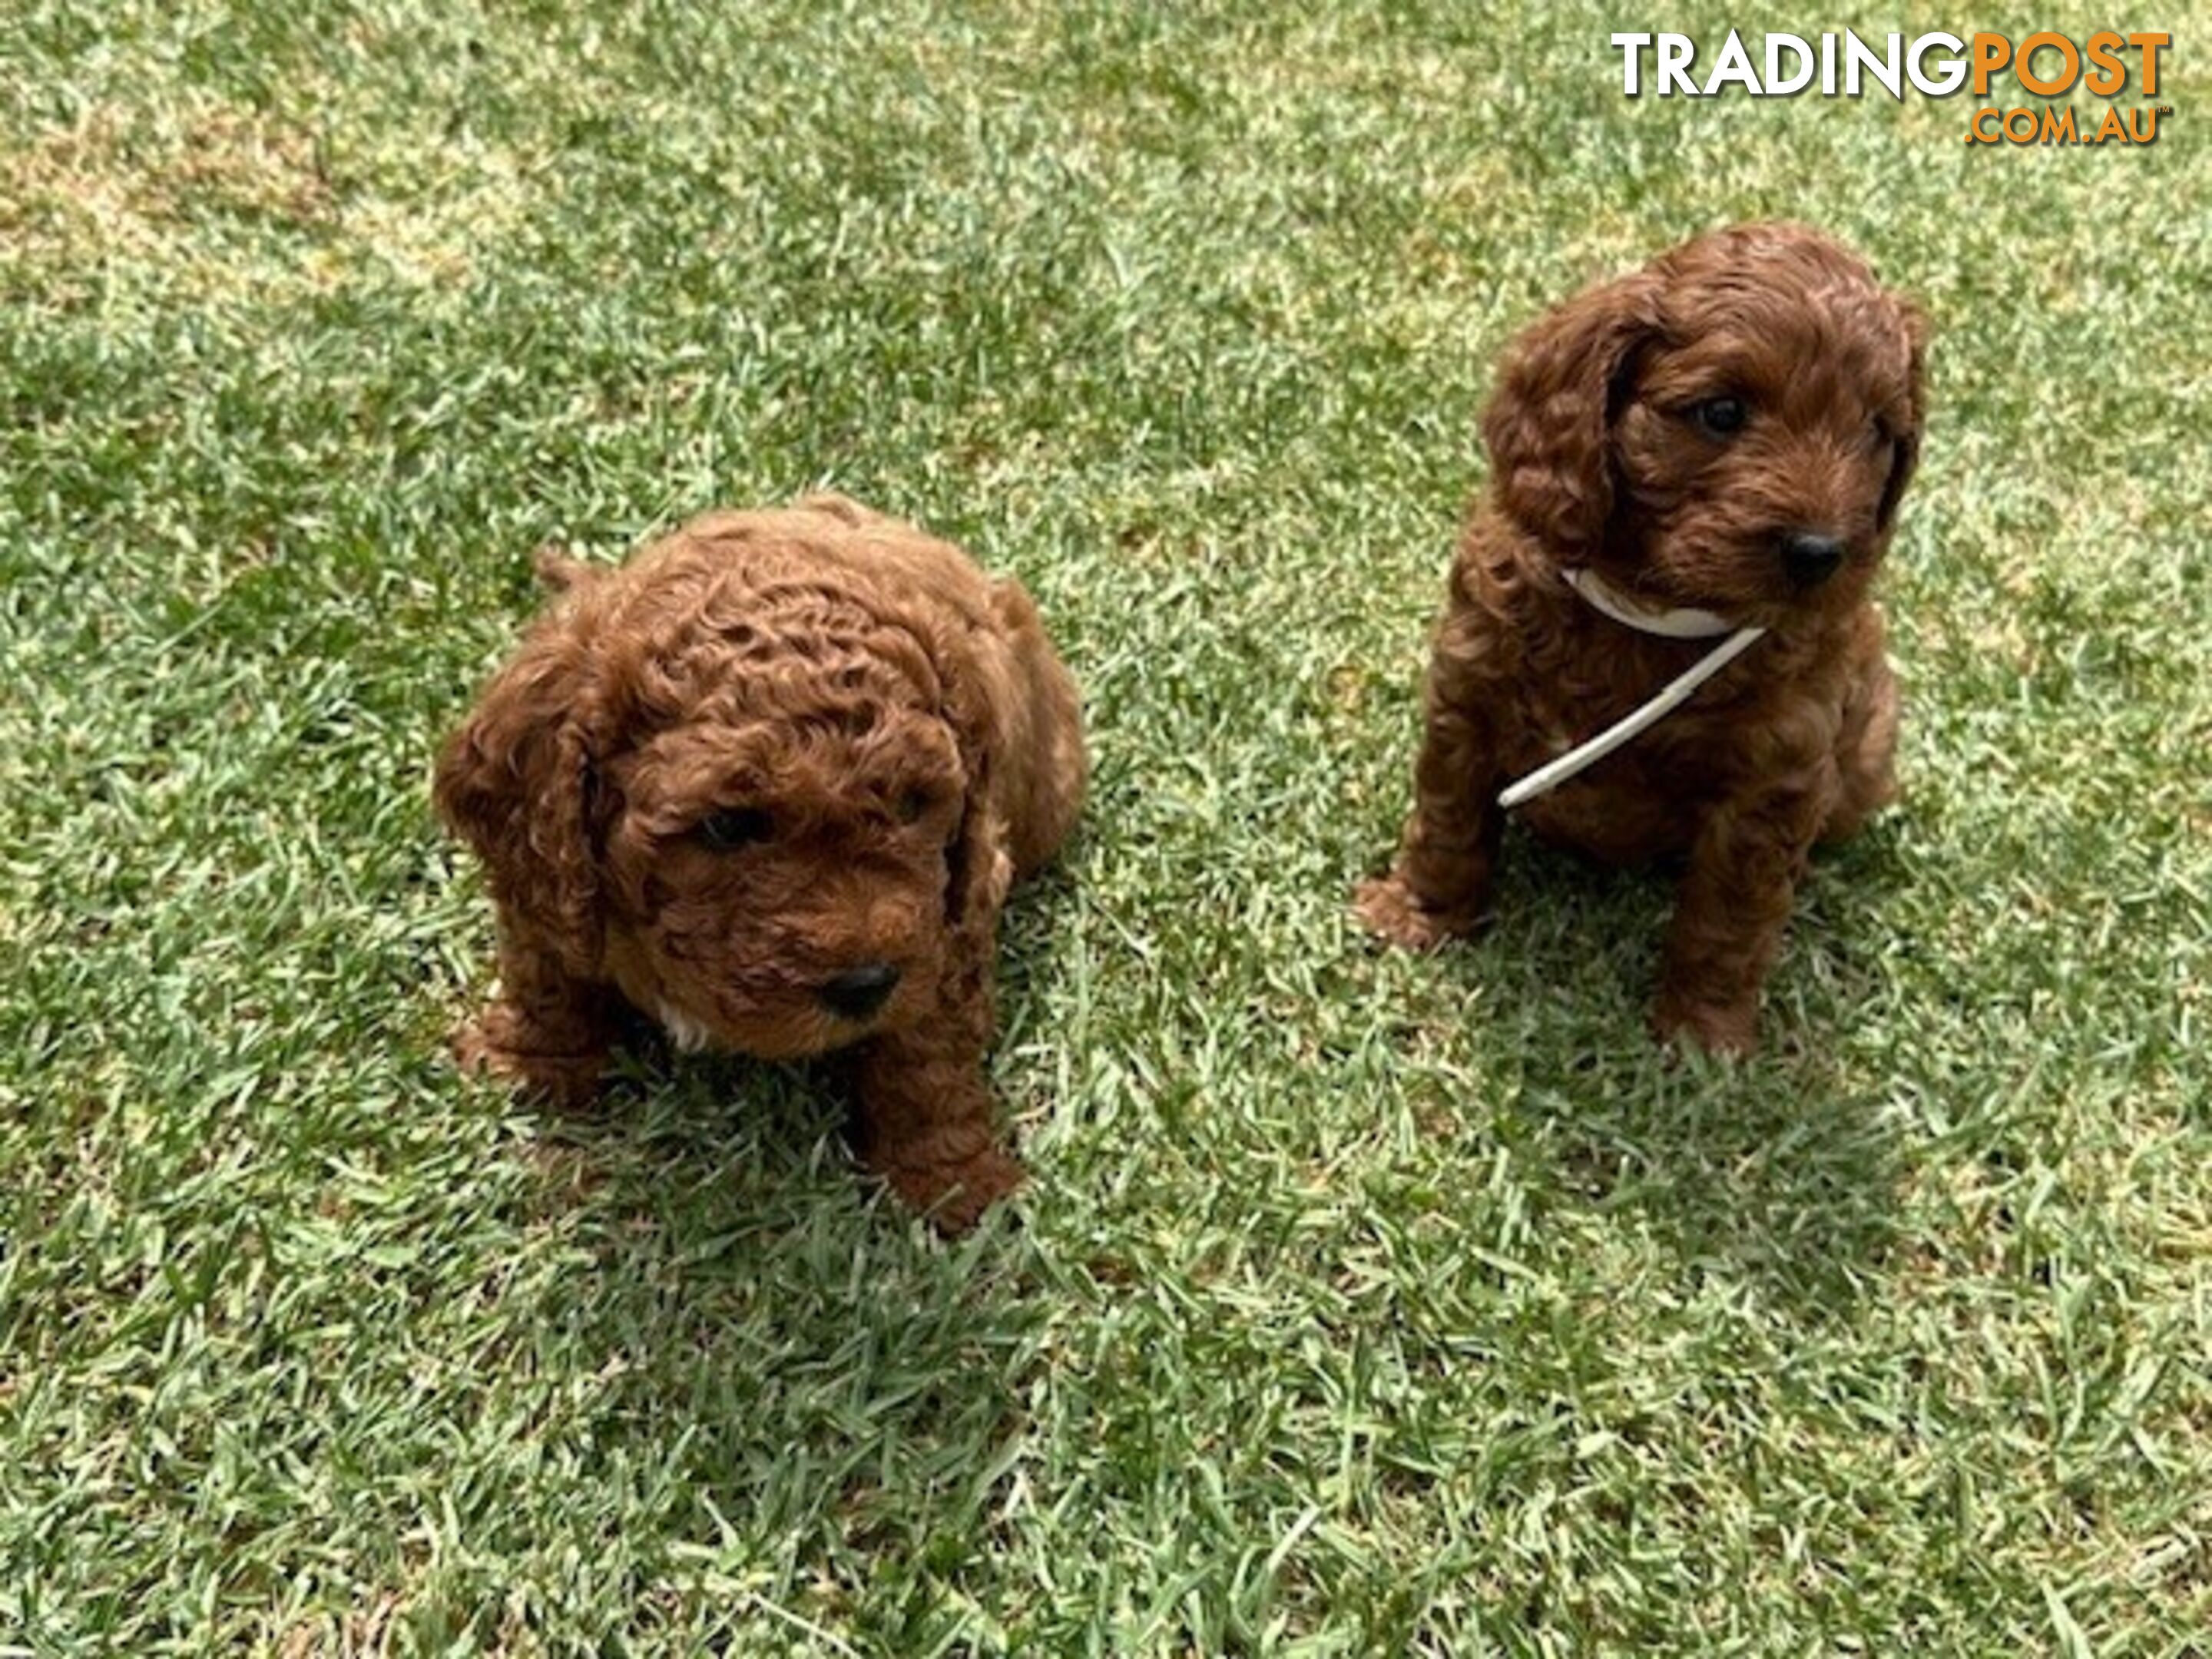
[
  {"x1": 1483, "y1": 222, "x2": 1926, "y2": 624},
  {"x1": 435, "y1": 528, "x2": 997, "y2": 1060}
]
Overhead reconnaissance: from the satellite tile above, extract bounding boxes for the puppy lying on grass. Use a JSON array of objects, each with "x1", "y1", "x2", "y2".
[
  {"x1": 436, "y1": 495, "x2": 1087, "y2": 1230},
  {"x1": 1358, "y1": 224, "x2": 1927, "y2": 1055}
]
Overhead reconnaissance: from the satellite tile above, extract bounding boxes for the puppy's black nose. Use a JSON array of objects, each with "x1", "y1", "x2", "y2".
[
  {"x1": 1780, "y1": 530, "x2": 1846, "y2": 588},
  {"x1": 820, "y1": 963, "x2": 901, "y2": 1020}
]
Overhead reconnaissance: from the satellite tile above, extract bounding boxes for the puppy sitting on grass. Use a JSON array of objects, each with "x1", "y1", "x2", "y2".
[
  {"x1": 1357, "y1": 224, "x2": 1926, "y2": 1054},
  {"x1": 435, "y1": 495, "x2": 1087, "y2": 1230}
]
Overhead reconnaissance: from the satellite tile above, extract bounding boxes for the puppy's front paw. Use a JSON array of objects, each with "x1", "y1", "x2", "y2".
[
  {"x1": 1649, "y1": 993, "x2": 1760, "y2": 1058},
  {"x1": 884, "y1": 1147, "x2": 1027, "y2": 1234},
  {"x1": 1353, "y1": 875, "x2": 1482, "y2": 953},
  {"x1": 453, "y1": 1008, "x2": 607, "y2": 1110}
]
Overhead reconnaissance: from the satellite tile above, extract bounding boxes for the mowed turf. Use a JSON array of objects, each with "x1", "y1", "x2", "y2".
[{"x1": 2, "y1": 2, "x2": 2207, "y2": 1652}]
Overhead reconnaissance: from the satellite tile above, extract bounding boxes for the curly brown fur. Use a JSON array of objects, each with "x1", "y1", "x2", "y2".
[
  {"x1": 435, "y1": 495, "x2": 1088, "y2": 1228},
  {"x1": 1357, "y1": 224, "x2": 1927, "y2": 1055}
]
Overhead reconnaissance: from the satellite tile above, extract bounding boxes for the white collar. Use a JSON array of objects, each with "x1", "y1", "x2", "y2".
[
  {"x1": 1496, "y1": 568, "x2": 1767, "y2": 810},
  {"x1": 1559, "y1": 566, "x2": 1738, "y2": 640}
]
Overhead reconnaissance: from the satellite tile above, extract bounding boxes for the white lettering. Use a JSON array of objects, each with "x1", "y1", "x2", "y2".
[
  {"x1": 1702, "y1": 29, "x2": 1763, "y2": 94},
  {"x1": 1764, "y1": 33, "x2": 1816, "y2": 95},
  {"x1": 1611, "y1": 31, "x2": 1654, "y2": 96},
  {"x1": 1656, "y1": 34, "x2": 1698, "y2": 96},
  {"x1": 1907, "y1": 32, "x2": 1968, "y2": 96},
  {"x1": 1843, "y1": 30, "x2": 1904, "y2": 99}
]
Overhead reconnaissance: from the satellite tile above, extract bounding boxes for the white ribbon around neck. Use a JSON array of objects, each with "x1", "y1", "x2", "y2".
[{"x1": 1496, "y1": 568, "x2": 1766, "y2": 810}]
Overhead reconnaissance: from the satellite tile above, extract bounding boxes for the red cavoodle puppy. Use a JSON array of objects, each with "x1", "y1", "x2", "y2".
[
  {"x1": 435, "y1": 495, "x2": 1087, "y2": 1229},
  {"x1": 1357, "y1": 224, "x2": 1927, "y2": 1055}
]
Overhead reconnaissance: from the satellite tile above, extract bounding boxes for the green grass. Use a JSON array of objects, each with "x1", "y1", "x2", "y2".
[{"x1": 3, "y1": 1, "x2": 2208, "y2": 1651}]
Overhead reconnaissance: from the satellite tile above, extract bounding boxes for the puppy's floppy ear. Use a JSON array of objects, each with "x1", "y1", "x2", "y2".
[
  {"x1": 932, "y1": 636, "x2": 1016, "y2": 944},
  {"x1": 530, "y1": 541, "x2": 603, "y2": 594},
  {"x1": 1482, "y1": 270, "x2": 1664, "y2": 551},
  {"x1": 434, "y1": 606, "x2": 611, "y2": 979},
  {"x1": 1878, "y1": 293, "x2": 1930, "y2": 531}
]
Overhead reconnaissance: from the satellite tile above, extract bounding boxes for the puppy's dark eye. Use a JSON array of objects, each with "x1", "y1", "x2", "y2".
[
  {"x1": 1689, "y1": 395, "x2": 1749, "y2": 438},
  {"x1": 694, "y1": 807, "x2": 772, "y2": 851},
  {"x1": 892, "y1": 788, "x2": 931, "y2": 826}
]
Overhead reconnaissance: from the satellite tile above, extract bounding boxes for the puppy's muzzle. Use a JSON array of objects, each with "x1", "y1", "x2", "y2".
[
  {"x1": 819, "y1": 963, "x2": 901, "y2": 1020},
  {"x1": 1779, "y1": 529, "x2": 1846, "y2": 590}
]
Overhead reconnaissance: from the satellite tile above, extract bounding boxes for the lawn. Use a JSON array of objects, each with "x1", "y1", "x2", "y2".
[{"x1": 2, "y1": 2, "x2": 2207, "y2": 1652}]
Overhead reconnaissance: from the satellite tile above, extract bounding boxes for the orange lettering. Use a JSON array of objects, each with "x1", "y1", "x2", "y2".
[
  {"x1": 2015, "y1": 32, "x2": 2079, "y2": 96},
  {"x1": 2082, "y1": 31, "x2": 2128, "y2": 95},
  {"x1": 1970, "y1": 32, "x2": 2013, "y2": 97},
  {"x1": 2129, "y1": 31, "x2": 2170, "y2": 97}
]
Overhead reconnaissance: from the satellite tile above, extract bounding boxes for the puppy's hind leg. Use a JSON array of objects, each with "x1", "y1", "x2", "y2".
[
  {"x1": 1822, "y1": 644, "x2": 1899, "y2": 846},
  {"x1": 1355, "y1": 601, "x2": 1509, "y2": 952}
]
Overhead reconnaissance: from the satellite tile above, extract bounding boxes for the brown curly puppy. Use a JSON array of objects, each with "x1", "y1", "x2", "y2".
[
  {"x1": 1357, "y1": 224, "x2": 1926, "y2": 1055},
  {"x1": 435, "y1": 495, "x2": 1087, "y2": 1229}
]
